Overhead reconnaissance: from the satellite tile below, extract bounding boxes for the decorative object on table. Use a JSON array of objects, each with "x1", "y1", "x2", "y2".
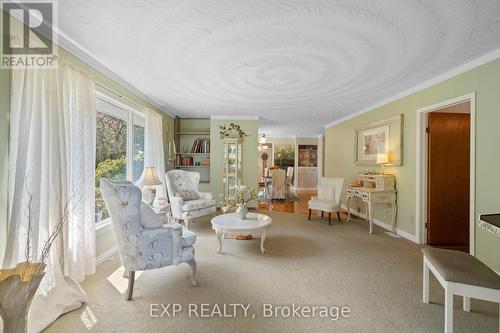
[
  {"x1": 376, "y1": 152, "x2": 390, "y2": 175},
  {"x1": 219, "y1": 123, "x2": 248, "y2": 139},
  {"x1": 0, "y1": 190, "x2": 77, "y2": 333},
  {"x1": 211, "y1": 212, "x2": 272, "y2": 254},
  {"x1": 350, "y1": 180, "x2": 363, "y2": 187},
  {"x1": 234, "y1": 185, "x2": 257, "y2": 220},
  {"x1": 165, "y1": 169, "x2": 216, "y2": 229},
  {"x1": 308, "y1": 177, "x2": 344, "y2": 225},
  {"x1": 142, "y1": 167, "x2": 163, "y2": 205},
  {"x1": 100, "y1": 179, "x2": 198, "y2": 301},
  {"x1": 222, "y1": 137, "x2": 243, "y2": 199},
  {"x1": 355, "y1": 114, "x2": 403, "y2": 165}
]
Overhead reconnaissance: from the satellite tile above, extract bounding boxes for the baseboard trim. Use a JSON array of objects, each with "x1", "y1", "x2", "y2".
[
  {"x1": 341, "y1": 205, "x2": 418, "y2": 244},
  {"x1": 96, "y1": 245, "x2": 119, "y2": 266}
]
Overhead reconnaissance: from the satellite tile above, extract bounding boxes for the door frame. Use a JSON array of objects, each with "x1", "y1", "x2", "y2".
[{"x1": 415, "y1": 93, "x2": 476, "y2": 254}]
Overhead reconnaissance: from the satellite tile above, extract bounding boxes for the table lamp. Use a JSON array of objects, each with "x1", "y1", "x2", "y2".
[
  {"x1": 376, "y1": 153, "x2": 389, "y2": 175},
  {"x1": 142, "y1": 167, "x2": 163, "y2": 205}
]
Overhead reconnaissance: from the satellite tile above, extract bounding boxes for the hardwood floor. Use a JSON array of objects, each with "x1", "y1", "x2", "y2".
[{"x1": 256, "y1": 189, "x2": 318, "y2": 215}]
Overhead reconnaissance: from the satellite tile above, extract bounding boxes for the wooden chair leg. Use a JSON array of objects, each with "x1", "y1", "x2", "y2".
[
  {"x1": 337, "y1": 211, "x2": 341, "y2": 221},
  {"x1": 308, "y1": 209, "x2": 312, "y2": 221},
  {"x1": 126, "y1": 270, "x2": 135, "y2": 300},
  {"x1": 321, "y1": 211, "x2": 324, "y2": 217},
  {"x1": 328, "y1": 212, "x2": 331, "y2": 225}
]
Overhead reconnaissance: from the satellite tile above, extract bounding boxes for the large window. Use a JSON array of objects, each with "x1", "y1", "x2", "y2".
[{"x1": 94, "y1": 92, "x2": 145, "y2": 225}]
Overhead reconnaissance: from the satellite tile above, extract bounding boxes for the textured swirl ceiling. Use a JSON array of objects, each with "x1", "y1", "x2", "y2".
[{"x1": 59, "y1": 0, "x2": 500, "y2": 136}]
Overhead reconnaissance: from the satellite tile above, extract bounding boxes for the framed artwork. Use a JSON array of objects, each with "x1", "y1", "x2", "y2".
[{"x1": 355, "y1": 115, "x2": 404, "y2": 165}]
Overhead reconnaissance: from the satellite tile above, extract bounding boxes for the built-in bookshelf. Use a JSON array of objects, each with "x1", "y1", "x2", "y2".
[{"x1": 174, "y1": 118, "x2": 210, "y2": 183}]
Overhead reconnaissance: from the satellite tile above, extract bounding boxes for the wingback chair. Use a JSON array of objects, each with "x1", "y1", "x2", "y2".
[
  {"x1": 165, "y1": 170, "x2": 216, "y2": 229},
  {"x1": 100, "y1": 179, "x2": 198, "y2": 300},
  {"x1": 308, "y1": 177, "x2": 344, "y2": 225}
]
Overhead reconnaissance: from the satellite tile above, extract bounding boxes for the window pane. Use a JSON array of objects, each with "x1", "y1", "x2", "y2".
[
  {"x1": 95, "y1": 102, "x2": 128, "y2": 222},
  {"x1": 133, "y1": 123, "x2": 145, "y2": 182}
]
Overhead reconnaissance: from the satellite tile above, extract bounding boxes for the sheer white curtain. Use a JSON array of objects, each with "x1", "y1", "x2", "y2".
[
  {"x1": 137, "y1": 109, "x2": 166, "y2": 197},
  {"x1": 4, "y1": 61, "x2": 96, "y2": 333}
]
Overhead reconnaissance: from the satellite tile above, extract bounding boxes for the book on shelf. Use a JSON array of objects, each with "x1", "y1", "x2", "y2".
[{"x1": 190, "y1": 138, "x2": 210, "y2": 153}]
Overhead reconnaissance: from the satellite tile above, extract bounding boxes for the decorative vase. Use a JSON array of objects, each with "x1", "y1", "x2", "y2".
[
  {"x1": 236, "y1": 204, "x2": 248, "y2": 220},
  {"x1": 0, "y1": 262, "x2": 46, "y2": 333}
]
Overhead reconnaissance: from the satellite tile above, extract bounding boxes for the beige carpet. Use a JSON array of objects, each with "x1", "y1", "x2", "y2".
[{"x1": 44, "y1": 212, "x2": 498, "y2": 332}]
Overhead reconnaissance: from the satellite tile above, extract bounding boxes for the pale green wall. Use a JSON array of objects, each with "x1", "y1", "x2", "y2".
[
  {"x1": 209, "y1": 119, "x2": 259, "y2": 201},
  {"x1": 325, "y1": 58, "x2": 500, "y2": 271}
]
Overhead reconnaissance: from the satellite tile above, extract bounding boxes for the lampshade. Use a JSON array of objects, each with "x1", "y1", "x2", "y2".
[
  {"x1": 142, "y1": 167, "x2": 162, "y2": 186},
  {"x1": 376, "y1": 153, "x2": 389, "y2": 165}
]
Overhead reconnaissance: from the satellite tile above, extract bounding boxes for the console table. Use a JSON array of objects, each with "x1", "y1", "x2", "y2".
[{"x1": 346, "y1": 174, "x2": 397, "y2": 234}]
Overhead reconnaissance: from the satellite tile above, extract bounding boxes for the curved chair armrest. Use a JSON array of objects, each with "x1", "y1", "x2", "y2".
[
  {"x1": 141, "y1": 223, "x2": 182, "y2": 239},
  {"x1": 310, "y1": 196, "x2": 318, "y2": 201},
  {"x1": 169, "y1": 196, "x2": 185, "y2": 219},
  {"x1": 198, "y1": 192, "x2": 213, "y2": 200}
]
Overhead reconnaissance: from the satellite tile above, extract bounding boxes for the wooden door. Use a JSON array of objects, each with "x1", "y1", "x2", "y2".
[{"x1": 427, "y1": 109, "x2": 470, "y2": 249}]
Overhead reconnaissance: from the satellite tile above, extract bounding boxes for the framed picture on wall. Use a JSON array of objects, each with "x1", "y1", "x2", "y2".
[{"x1": 354, "y1": 114, "x2": 403, "y2": 165}]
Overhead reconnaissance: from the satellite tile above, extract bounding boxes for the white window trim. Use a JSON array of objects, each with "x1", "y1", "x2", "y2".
[{"x1": 95, "y1": 89, "x2": 146, "y2": 232}]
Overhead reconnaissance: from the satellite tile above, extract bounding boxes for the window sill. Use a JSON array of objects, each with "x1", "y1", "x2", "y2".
[{"x1": 95, "y1": 218, "x2": 113, "y2": 235}]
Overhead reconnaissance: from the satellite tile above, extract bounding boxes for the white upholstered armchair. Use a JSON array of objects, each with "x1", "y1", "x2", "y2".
[
  {"x1": 165, "y1": 170, "x2": 216, "y2": 229},
  {"x1": 308, "y1": 177, "x2": 344, "y2": 225},
  {"x1": 100, "y1": 179, "x2": 198, "y2": 300}
]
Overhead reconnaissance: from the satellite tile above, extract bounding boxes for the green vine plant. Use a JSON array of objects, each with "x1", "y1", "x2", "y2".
[{"x1": 219, "y1": 123, "x2": 249, "y2": 139}]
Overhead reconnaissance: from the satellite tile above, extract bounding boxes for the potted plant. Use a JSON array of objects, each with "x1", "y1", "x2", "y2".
[
  {"x1": 234, "y1": 185, "x2": 257, "y2": 220},
  {"x1": 219, "y1": 123, "x2": 249, "y2": 139}
]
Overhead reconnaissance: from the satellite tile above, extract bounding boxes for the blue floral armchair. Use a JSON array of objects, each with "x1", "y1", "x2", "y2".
[{"x1": 100, "y1": 178, "x2": 198, "y2": 300}]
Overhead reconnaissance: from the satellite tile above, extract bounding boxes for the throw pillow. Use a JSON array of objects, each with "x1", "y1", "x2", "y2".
[{"x1": 175, "y1": 190, "x2": 200, "y2": 200}]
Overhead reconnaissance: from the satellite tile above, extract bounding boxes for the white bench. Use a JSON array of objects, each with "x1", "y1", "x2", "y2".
[{"x1": 422, "y1": 247, "x2": 500, "y2": 332}]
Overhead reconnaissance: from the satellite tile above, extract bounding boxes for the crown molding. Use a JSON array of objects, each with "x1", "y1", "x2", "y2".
[
  {"x1": 325, "y1": 47, "x2": 500, "y2": 129},
  {"x1": 210, "y1": 116, "x2": 260, "y2": 120}
]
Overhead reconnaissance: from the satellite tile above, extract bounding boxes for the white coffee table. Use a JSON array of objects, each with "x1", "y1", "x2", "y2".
[{"x1": 211, "y1": 213, "x2": 272, "y2": 254}]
